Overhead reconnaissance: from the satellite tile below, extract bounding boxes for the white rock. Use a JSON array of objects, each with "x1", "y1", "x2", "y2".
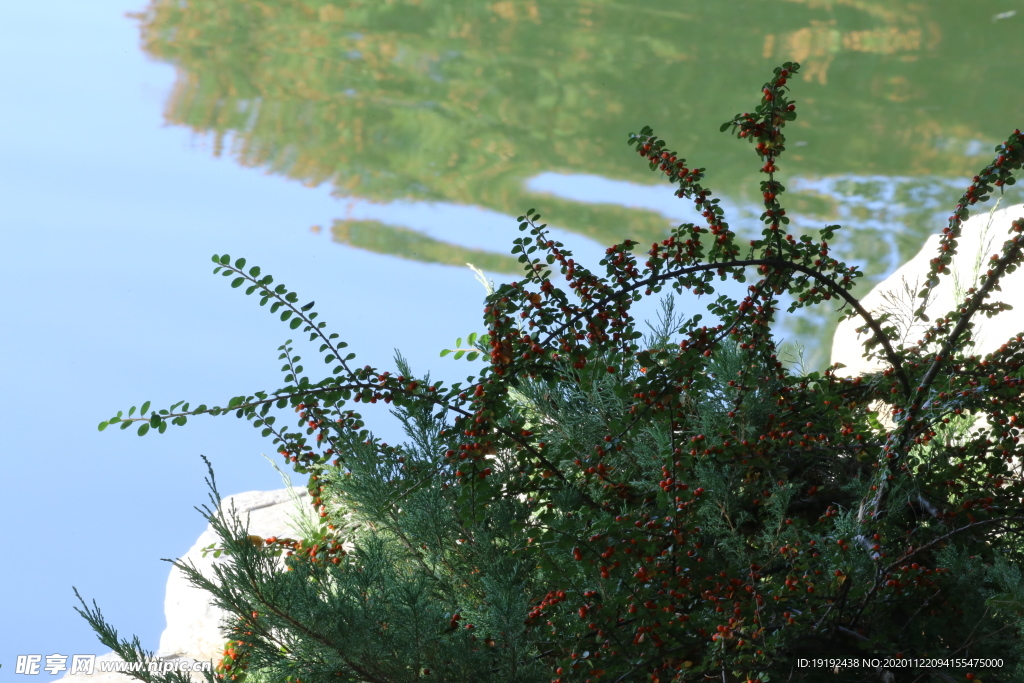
[
  {"x1": 830, "y1": 203, "x2": 1024, "y2": 431},
  {"x1": 60, "y1": 487, "x2": 319, "y2": 682},
  {"x1": 159, "y1": 487, "x2": 318, "y2": 664}
]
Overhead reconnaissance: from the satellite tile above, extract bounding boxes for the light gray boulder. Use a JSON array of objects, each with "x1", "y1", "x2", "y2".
[
  {"x1": 158, "y1": 486, "x2": 319, "y2": 664},
  {"x1": 60, "y1": 487, "x2": 319, "y2": 682},
  {"x1": 830, "y1": 203, "x2": 1024, "y2": 432}
]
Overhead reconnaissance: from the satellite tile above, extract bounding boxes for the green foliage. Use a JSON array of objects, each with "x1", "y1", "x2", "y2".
[
  {"x1": 439, "y1": 331, "x2": 491, "y2": 361},
  {"x1": 80, "y1": 63, "x2": 1024, "y2": 682},
  {"x1": 72, "y1": 587, "x2": 201, "y2": 683}
]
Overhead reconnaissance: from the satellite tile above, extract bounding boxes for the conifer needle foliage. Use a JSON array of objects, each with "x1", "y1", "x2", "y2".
[{"x1": 81, "y1": 62, "x2": 1024, "y2": 682}]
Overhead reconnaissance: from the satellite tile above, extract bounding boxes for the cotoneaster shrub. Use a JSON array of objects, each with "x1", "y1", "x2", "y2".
[{"x1": 76, "y1": 62, "x2": 1024, "y2": 683}]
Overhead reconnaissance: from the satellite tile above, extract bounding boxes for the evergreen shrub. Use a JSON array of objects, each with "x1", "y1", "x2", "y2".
[{"x1": 78, "y1": 62, "x2": 1024, "y2": 682}]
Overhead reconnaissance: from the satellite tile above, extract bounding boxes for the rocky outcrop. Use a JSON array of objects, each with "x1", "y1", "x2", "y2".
[
  {"x1": 158, "y1": 487, "x2": 318, "y2": 664},
  {"x1": 831, "y1": 203, "x2": 1024, "y2": 374},
  {"x1": 60, "y1": 487, "x2": 318, "y2": 682},
  {"x1": 830, "y1": 203, "x2": 1024, "y2": 430}
]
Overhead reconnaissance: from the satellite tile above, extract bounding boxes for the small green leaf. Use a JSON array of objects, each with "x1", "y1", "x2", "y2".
[
  {"x1": 138, "y1": 423, "x2": 150, "y2": 437},
  {"x1": 467, "y1": 352, "x2": 479, "y2": 361},
  {"x1": 301, "y1": 301, "x2": 315, "y2": 311},
  {"x1": 231, "y1": 277, "x2": 245, "y2": 288},
  {"x1": 234, "y1": 257, "x2": 247, "y2": 270},
  {"x1": 468, "y1": 332, "x2": 478, "y2": 345},
  {"x1": 454, "y1": 350, "x2": 466, "y2": 359},
  {"x1": 98, "y1": 421, "x2": 109, "y2": 432},
  {"x1": 140, "y1": 401, "x2": 151, "y2": 415},
  {"x1": 290, "y1": 318, "x2": 302, "y2": 329},
  {"x1": 249, "y1": 266, "x2": 261, "y2": 277},
  {"x1": 440, "y1": 349, "x2": 452, "y2": 357},
  {"x1": 219, "y1": 254, "x2": 230, "y2": 265}
]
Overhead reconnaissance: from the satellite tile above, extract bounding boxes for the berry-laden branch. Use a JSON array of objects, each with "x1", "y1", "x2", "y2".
[
  {"x1": 97, "y1": 260, "x2": 546, "y2": 470},
  {"x1": 852, "y1": 514, "x2": 1024, "y2": 630},
  {"x1": 855, "y1": 135, "x2": 1024, "y2": 558}
]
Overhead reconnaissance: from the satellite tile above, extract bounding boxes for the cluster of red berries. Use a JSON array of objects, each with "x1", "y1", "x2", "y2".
[
  {"x1": 920, "y1": 129, "x2": 1024, "y2": 321},
  {"x1": 245, "y1": 529, "x2": 348, "y2": 568},
  {"x1": 215, "y1": 622, "x2": 255, "y2": 682}
]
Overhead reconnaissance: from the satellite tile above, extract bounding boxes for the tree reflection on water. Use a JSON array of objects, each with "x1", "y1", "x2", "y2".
[{"x1": 131, "y1": 0, "x2": 1024, "y2": 370}]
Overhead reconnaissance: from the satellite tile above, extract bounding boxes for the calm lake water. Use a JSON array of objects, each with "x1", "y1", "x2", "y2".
[
  {"x1": 8, "y1": 0, "x2": 1024, "y2": 669},
  {"x1": 134, "y1": 0, "x2": 1024, "y2": 370}
]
